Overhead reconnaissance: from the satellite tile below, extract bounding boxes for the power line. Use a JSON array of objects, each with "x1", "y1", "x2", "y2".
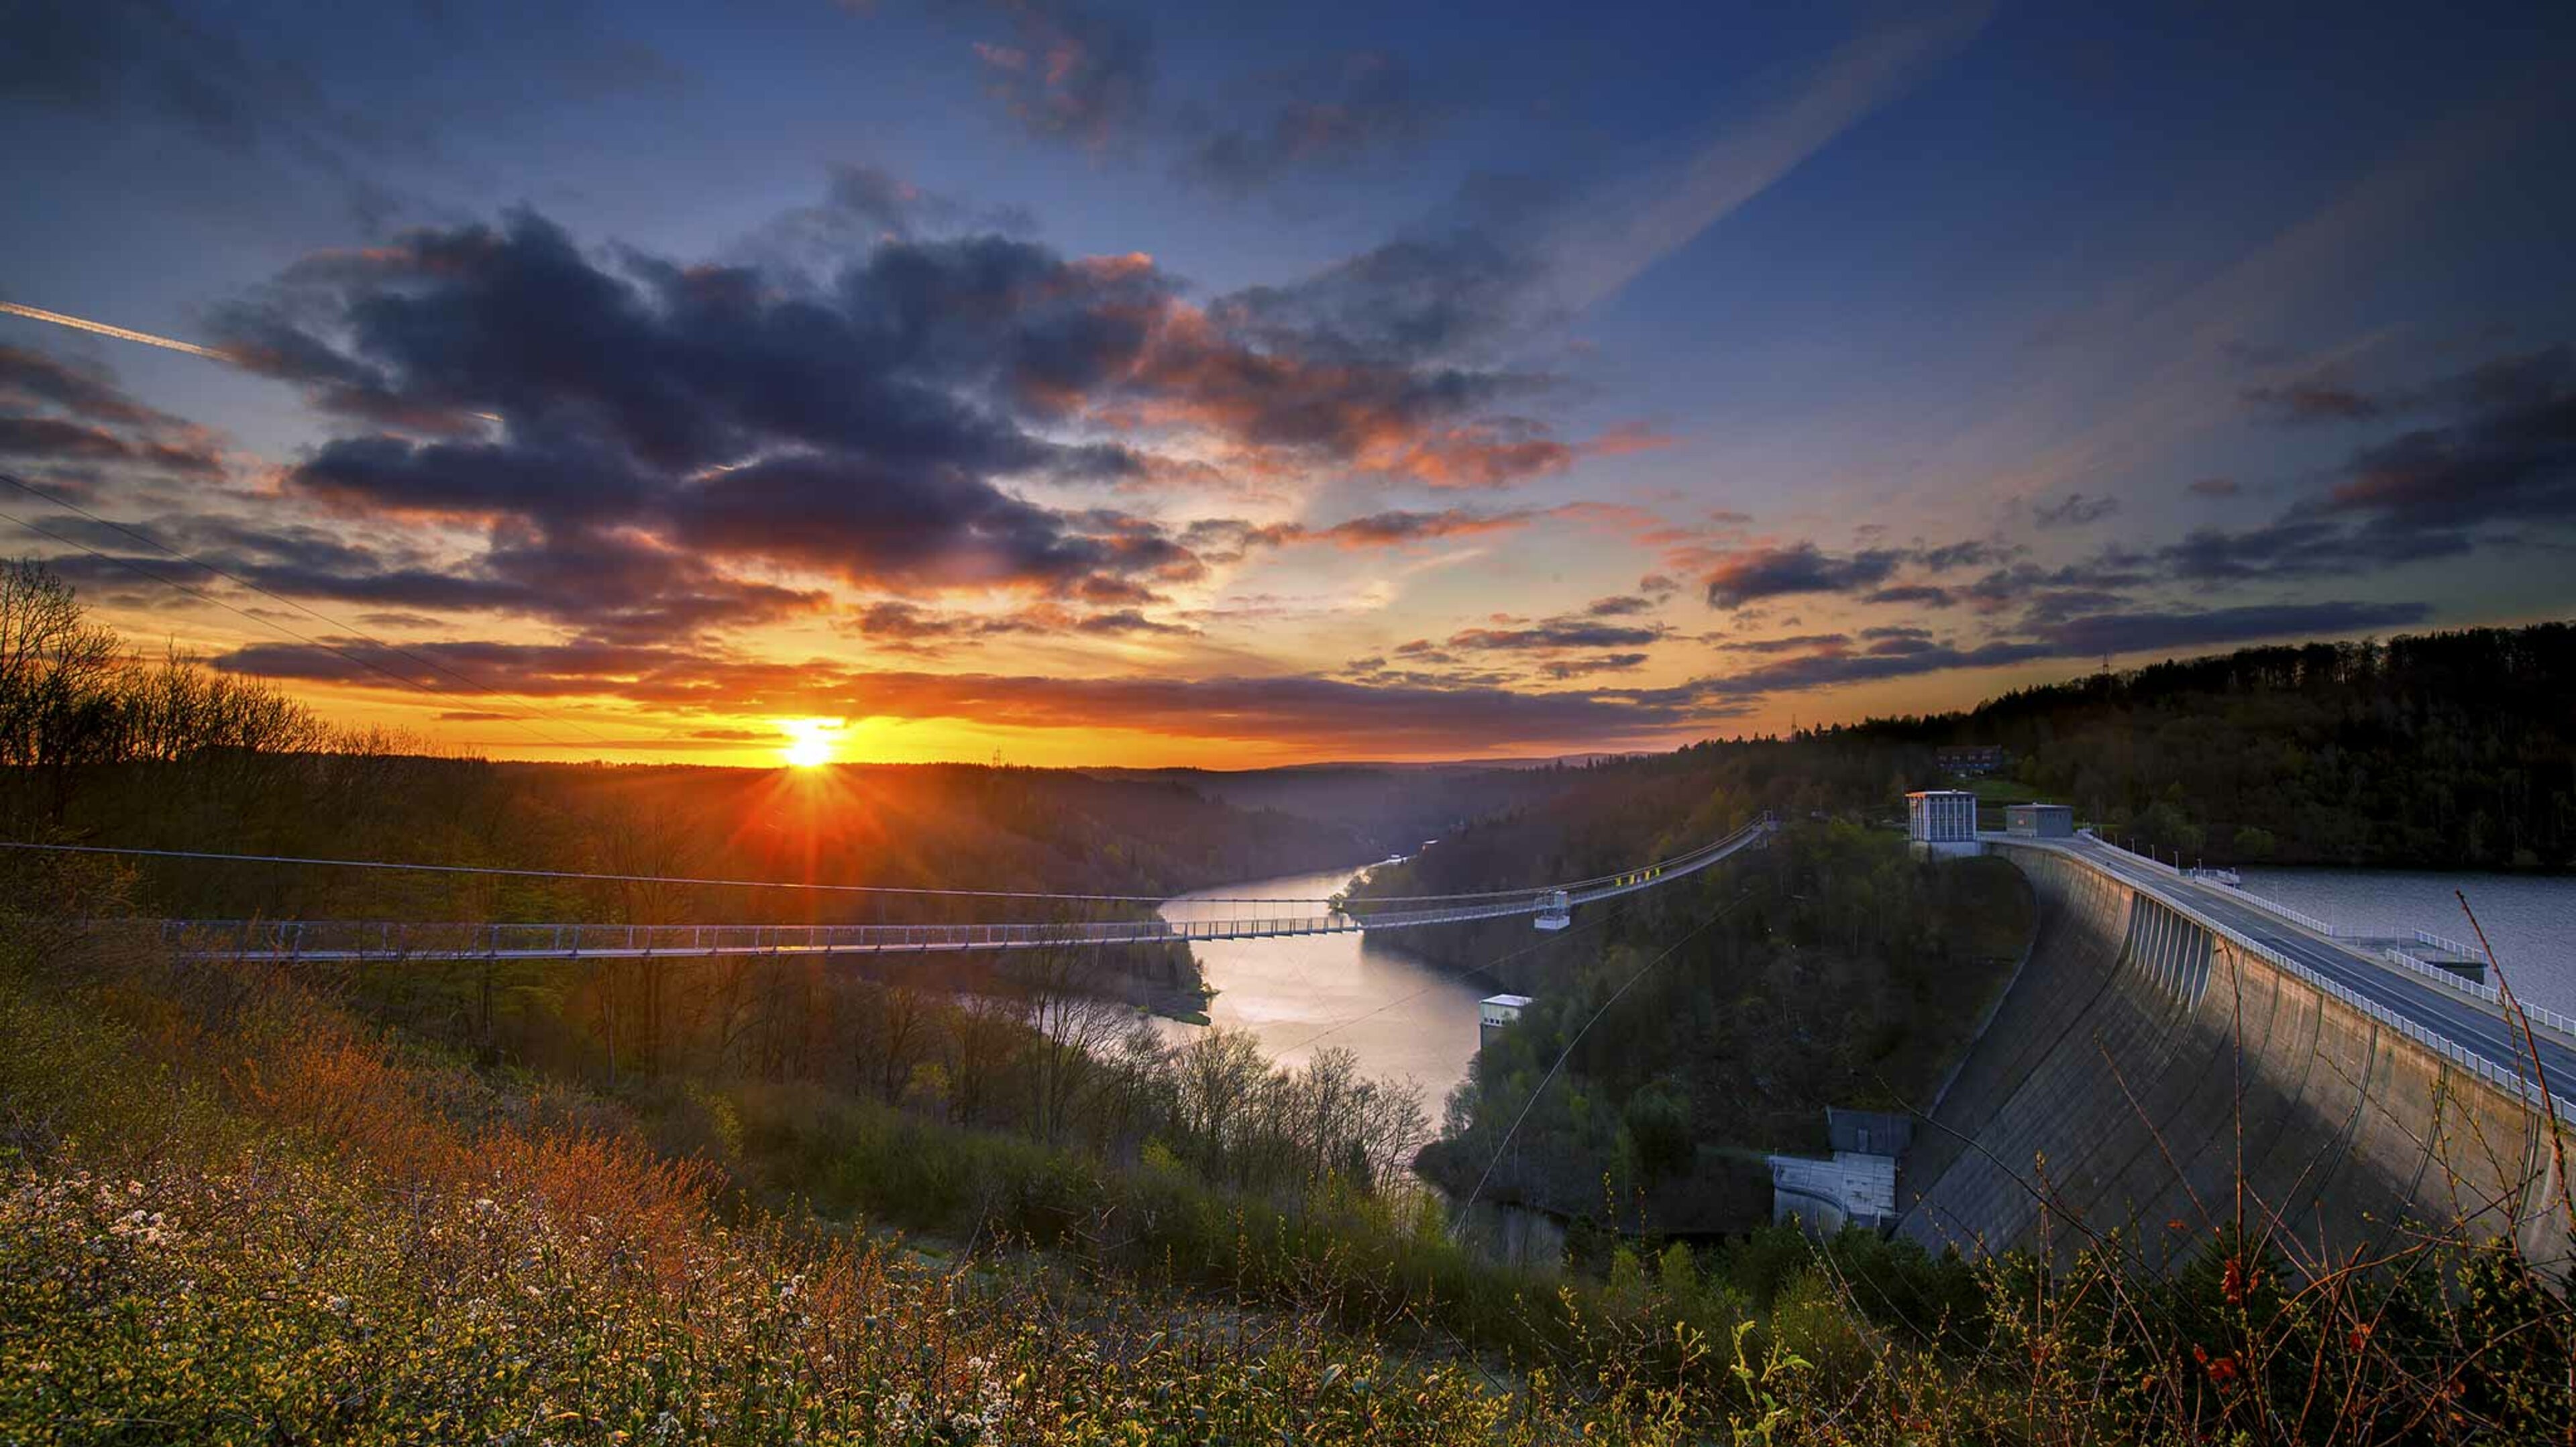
[
  {"x1": 0, "y1": 820, "x2": 1772, "y2": 910},
  {"x1": 1268, "y1": 896, "x2": 1632, "y2": 1061},
  {"x1": 1461, "y1": 890, "x2": 1748, "y2": 1212},
  {"x1": 0, "y1": 469, "x2": 625, "y2": 751},
  {"x1": 0, "y1": 837, "x2": 1517, "y2": 908}
]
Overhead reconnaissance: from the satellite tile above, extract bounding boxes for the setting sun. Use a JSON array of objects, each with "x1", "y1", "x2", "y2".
[{"x1": 779, "y1": 718, "x2": 843, "y2": 769}]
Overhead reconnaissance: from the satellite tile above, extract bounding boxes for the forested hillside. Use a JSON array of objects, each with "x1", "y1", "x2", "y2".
[
  {"x1": 1085, "y1": 763, "x2": 1574, "y2": 856},
  {"x1": 1353, "y1": 744, "x2": 2031, "y2": 1234}
]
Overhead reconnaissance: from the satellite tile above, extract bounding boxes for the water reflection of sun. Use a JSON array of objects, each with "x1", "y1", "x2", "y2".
[{"x1": 779, "y1": 718, "x2": 843, "y2": 769}]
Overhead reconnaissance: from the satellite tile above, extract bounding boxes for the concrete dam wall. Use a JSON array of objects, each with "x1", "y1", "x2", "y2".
[{"x1": 1900, "y1": 843, "x2": 2571, "y2": 1271}]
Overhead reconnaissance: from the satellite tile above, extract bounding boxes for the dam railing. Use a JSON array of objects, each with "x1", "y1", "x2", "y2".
[
  {"x1": 2082, "y1": 831, "x2": 2355, "y2": 938},
  {"x1": 2381, "y1": 947, "x2": 2501, "y2": 1005},
  {"x1": 2229, "y1": 888, "x2": 2344, "y2": 939},
  {"x1": 2015, "y1": 839, "x2": 2576, "y2": 1125},
  {"x1": 2049, "y1": 841, "x2": 2576, "y2": 1126},
  {"x1": 2415, "y1": 928, "x2": 2483, "y2": 959},
  {"x1": 2373, "y1": 948, "x2": 2576, "y2": 1044},
  {"x1": 2246, "y1": 932, "x2": 2575, "y2": 1124}
]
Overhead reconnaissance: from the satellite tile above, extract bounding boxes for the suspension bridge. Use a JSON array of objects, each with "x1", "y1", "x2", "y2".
[{"x1": 112, "y1": 815, "x2": 1778, "y2": 963}]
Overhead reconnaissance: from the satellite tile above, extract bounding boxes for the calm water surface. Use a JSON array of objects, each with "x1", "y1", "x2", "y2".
[
  {"x1": 1156, "y1": 862, "x2": 1488, "y2": 1108},
  {"x1": 2237, "y1": 867, "x2": 2576, "y2": 1014}
]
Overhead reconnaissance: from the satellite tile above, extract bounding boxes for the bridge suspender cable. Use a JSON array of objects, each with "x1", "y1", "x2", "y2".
[{"x1": 0, "y1": 818, "x2": 1772, "y2": 910}]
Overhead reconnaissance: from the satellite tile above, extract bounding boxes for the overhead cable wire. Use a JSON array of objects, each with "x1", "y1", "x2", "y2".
[
  {"x1": 1460, "y1": 889, "x2": 1750, "y2": 1212},
  {"x1": 0, "y1": 823, "x2": 1764, "y2": 910},
  {"x1": 0, "y1": 824, "x2": 1752, "y2": 901},
  {"x1": 1269, "y1": 895, "x2": 1633, "y2": 1061}
]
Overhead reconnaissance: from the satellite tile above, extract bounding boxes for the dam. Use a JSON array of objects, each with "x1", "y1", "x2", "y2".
[{"x1": 1899, "y1": 836, "x2": 2575, "y2": 1273}]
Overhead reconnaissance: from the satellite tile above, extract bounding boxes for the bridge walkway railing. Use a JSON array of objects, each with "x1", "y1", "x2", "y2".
[{"x1": 156, "y1": 816, "x2": 1780, "y2": 965}]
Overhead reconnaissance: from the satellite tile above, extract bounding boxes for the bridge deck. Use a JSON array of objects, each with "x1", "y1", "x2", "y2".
[{"x1": 156, "y1": 820, "x2": 1775, "y2": 963}]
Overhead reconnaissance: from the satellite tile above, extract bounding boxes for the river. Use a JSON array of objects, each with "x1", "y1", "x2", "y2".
[
  {"x1": 1155, "y1": 861, "x2": 1490, "y2": 1108},
  {"x1": 2237, "y1": 867, "x2": 2576, "y2": 1015}
]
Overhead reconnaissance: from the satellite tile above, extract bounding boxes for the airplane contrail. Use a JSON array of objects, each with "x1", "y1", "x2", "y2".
[{"x1": 0, "y1": 301, "x2": 239, "y2": 363}]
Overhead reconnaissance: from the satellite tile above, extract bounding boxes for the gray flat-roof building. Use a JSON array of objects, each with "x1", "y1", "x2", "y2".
[
  {"x1": 2006, "y1": 802, "x2": 2074, "y2": 839},
  {"x1": 1770, "y1": 1108, "x2": 1915, "y2": 1236}
]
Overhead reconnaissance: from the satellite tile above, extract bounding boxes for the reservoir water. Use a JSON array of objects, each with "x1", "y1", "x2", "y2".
[
  {"x1": 1156, "y1": 862, "x2": 1489, "y2": 1108},
  {"x1": 2237, "y1": 867, "x2": 2576, "y2": 1015}
]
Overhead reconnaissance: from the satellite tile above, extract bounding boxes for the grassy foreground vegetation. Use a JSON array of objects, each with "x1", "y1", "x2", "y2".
[{"x1": 8, "y1": 851, "x2": 2575, "y2": 1443}]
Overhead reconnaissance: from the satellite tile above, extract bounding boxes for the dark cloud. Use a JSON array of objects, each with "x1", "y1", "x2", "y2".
[
  {"x1": 1861, "y1": 584, "x2": 1954, "y2": 608},
  {"x1": 1075, "y1": 607, "x2": 1194, "y2": 636},
  {"x1": 2, "y1": 0, "x2": 680, "y2": 233},
  {"x1": 1446, "y1": 621, "x2": 1662, "y2": 652},
  {"x1": 1693, "y1": 639, "x2": 2056, "y2": 697},
  {"x1": 1175, "y1": 51, "x2": 1437, "y2": 194},
  {"x1": 1684, "y1": 600, "x2": 2432, "y2": 701},
  {"x1": 669, "y1": 451, "x2": 1136, "y2": 592},
  {"x1": 1718, "y1": 633, "x2": 1850, "y2": 654},
  {"x1": 1584, "y1": 594, "x2": 1654, "y2": 617},
  {"x1": 0, "y1": 345, "x2": 179, "y2": 429},
  {"x1": 2157, "y1": 519, "x2": 2351, "y2": 581},
  {"x1": 952, "y1": 1, "x2": 1442, "y2": 195},
  {"x1": 1279, "y1": 508, "x2": 1533, "y2": 548},
  {"x1": 1703, "y1": 543, "x2": 1900, "y2": 608},
  {"x1": 2165, "y1": 344, "x2": 2573, "y2": 585},
  {"x1": 971, "y1": 0, "x2": 1155, "y2": 148},
  {"x1": 855, "y1": 601, "x2": 982, "y2": 642},
  {"x1": 2188, "y1": 477, "x2": 2240, "y2": 497},
  {"x1": 2016, "y1": 588, "x2": 2134, "y2": 625},
  {"x1": 2029, "y1": 600, "x2": 2432, "y2": 657},
  {"x1": 818, "y1": 162, "x2": 1036, "y2": 242},
  {"x1": 39, "y1": 500, "x2": 826, "y2": 643},
  {"x1": 1911, "y1": 539, "x2": 2017, "y2": 572},
  {"x1": 3, "y1": 0, "x2": 388, "y2": 158},
  {"x1": 2242, "y1": 380, "x2": 2384, "y2": 423},
  {"x1": 1210, "y1": 232, "x2": 1533, "y2": 369},
  {"x1": 741, "y1": 164, "x2": 1042, "y2": 274},
  {"x1": 0, "y1": 344, "x2": 223, "y2": 480},
  {"x1": 1540, "y1": 652, "x2": 1650, "y2": 680},
  {"x1": 206, "y1": 203, "x2": 1565, "y2": 639},
  {"x1": 2033, "y1": 492, "x2": 2119, "y2": 529},
  {"x1": 1638, "y1": 573, "x2": 1680, "y2": 596},
  {"x1": 0, "y1": 417, "x2": 140, "y2": 465},
  {"x1": 1701, "y1": 537, "x2": 2012, "y2": 610},
  {"x1": 2322, "y1": 345, "x2": 2574, "y2": 531}
]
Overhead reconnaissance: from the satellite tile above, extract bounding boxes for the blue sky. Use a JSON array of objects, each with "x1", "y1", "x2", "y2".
[{"x1": 2, "y1": 0, "x2": 2569, "y2": 765}]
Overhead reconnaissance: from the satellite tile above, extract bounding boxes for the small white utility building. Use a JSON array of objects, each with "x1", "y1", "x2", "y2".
[{"x1": 1479, "y1": 994, "x2": 1532, "y2": 1047}]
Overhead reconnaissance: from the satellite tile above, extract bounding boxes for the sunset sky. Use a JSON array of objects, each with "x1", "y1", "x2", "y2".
[{"x1": 3, "y1": 1, "x2": 2570, "y2": 767}]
